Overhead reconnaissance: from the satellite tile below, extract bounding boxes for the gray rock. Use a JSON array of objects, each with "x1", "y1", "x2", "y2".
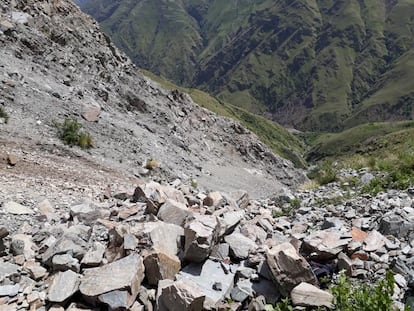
[
  {"x1": 184, "y1": 215, "x2": 219, "y2": 262},
  {"x1": 267, "y1": 242, "x2": 318, "y2": 296},
  {"x1": 11, "y1": 11, "x2": 31, "y2": 24},
  {"x1": 52, "y1": 254, "x2": 80, "y2": 272},
  {"x1": 2, "y1": 201, "x2": 34, "y2": 215},
  {"x1": 98, "y1": 290, "x2": 128, "y2": 310},
  {"x1": 210, "y1": 243, "x2": 230, "y2": 260},
  {"x1": 301, "y1": 229, "x2": 351, "y2": 260},
  {"x1": 42, "y1": 235, "x2": 88, "y2": 266},
  {"x1": 158, "y1": 279, "x2": 205, "y2": 311},
  {"x1": 363, "y1": 230, "x2": 386, "y2": 252},
  {"x1": 0, "y1": 284, "x2": 19, "y2": 297},
  {"x1": 144, "y1": 251, "x2": 181, "y2": 286},
  {"x1": 81, "y1": 242, "x2": 105, "y2": 267},
  {"x1": 291, "y1": 282, "x2": 333, "y2": 308},
  {"x1": 225, "y1": 232, "x2": 257, "y2": 260},
  {"x1": 203, "y1": 192, "x2": 224, "y2": 208},
  {"x1": 218, "y1": 210, "x2": 245, "y2": 236},
  {"x1": 176, "y1": 260, "x2": 235, "y2": 308},
  {"x1": 231, "y1": 279, "x2": 254, "y2": 302},
  {"x1": 157, "y1": 199, "x2": 191, "y2": 227},
  {"x1": 379, "y1": 214, "x2": 414, "y2": 239},
  {"x1": 48, "y1": 270, "x2": 80, "y2": 303},
  {"x1": 80, "y1": 253, "x2": 144, "y2": 308},
  {"x1": 0, "y1": 262, "x2": 19, "y2": 281}
]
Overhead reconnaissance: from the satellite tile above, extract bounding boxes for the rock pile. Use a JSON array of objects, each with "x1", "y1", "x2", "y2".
[{"x1": 0, "y1": 169, "x2": 413, "y2": 310}]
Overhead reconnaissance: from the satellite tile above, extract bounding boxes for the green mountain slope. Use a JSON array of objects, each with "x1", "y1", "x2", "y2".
[{"x1": 80, "y1": 0, "x2": 414, "y2": 131}]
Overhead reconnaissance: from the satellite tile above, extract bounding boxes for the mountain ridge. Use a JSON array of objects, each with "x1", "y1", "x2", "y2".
[{"x1": 79, "y1": 0, "x2": 414, "y2": 131}]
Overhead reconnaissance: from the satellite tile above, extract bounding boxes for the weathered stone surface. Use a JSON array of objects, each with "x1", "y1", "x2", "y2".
[
  {"x1": 203, "y1": 191, "x2": 224, "y2": 208},
  {"x1": 52, "y1": 254, "x2": 80, "y2": 272},
  {"x1": 81, "y1": 242, "x2": 105, "y2": 267},
  {"x1": 177, "y1": 260, "x2": 235, "y2": 308},
  {"x1": 98, "y1": 290, "x2": 128, "y2": 310},
  {"x1": 225, "y1": 232, "x2": 257, "y2": 260},
  {"x1": 291, "y1": 282, "x2": 333, "y2": 308},
  {"x1": 0, "y1": 284, "x2": 19, "y2": 297},
  {"x1": 131, "y1": 222, "x2": 184, "y2": 256},
  {"x1": 80, "y1": 254, "x2": 144, "y2": 307},
  {"x1": 267, "y1": 242, "x2": 318, "y2": 296},
  {"x1": 0, "y1": 262, "x2": 19, "y2": 281},
  {"x1": 70, "y1": 203, "x2": 104, "y2": 224},
  {"x1": 24, "y1": 261, "x2": 48, "y2": 281},
  {"x1": 351, "y1": 227, "x2": 369, "y2": 241},
  {"x1": 144, "y1": 251, "x2": 181, "y2": 286},
  {"x1": 379, "y1": 214, "x2": 414, "y2": 239},
  {"x1": 82, "y1": 102, "x2": 101, "y2": 122},
  {"x1": 157, "y1": 199, "x2": 191, "y2": 227},
  {"x1": 11, "y1": 234, "x2": 37, "y2": 260},
  {"x1": 48, "y1": 270, "x2": 80, "y2": 303},
  {"x1": 301, "y1": 229, "x2": 351, "y2": 260},
  {"x1": 133, "y1": 182, "x2": 186, "y2": 213},
  {"x1": 363, "y1": 230, "x2": 386, "y2": 252},
  {"x1": 42, "y1": 235, "x2": 88, "y2": 266},
  {"x1": 2, "y1": 201, "x2": 34, "y2": 215},
  {"x1": 184, "y1": 215, "x2": 219, "y2": 262},
  {"x1": 158, "y1": 279, "x2": 205, "y2": 311},
  {"x1": 218, "y1": 210, "x2": 245, "y2": 236}
]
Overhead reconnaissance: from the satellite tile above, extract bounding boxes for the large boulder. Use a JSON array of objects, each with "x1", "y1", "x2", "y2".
[
  {"x1": 184, "y1": 215, "x2": 219, "y2": 262},
  {"x1": 158, "y1": 279, "x2": 205, "y2": 311},
  {"x1": 48, "y1": 270, "x2": 80, "y2": 303},
  {"x1": 267, "y1": 242, "x2": 318, "y2": 296},
  {"x1": 291, "y1": 282, "x2": 333, "y2": 308},
  {"x1": 143, "y1": 251, "x2": 181, "y2": 286},
  {"x1": 157, "y1": 199, "x2": 192, "y2": 227},
  {"x1": 79, "y1": 254, "x2": 145, "y2": 308}
]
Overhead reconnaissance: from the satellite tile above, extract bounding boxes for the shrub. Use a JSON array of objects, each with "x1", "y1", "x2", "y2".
[
  {"x1": 0, "y1": 107, "x2": 9, "y2": 123},
  {"x1": 145, "y1": 159, "x2": 158, "y2": 170},
  {"x1": 307, "y1": 161, "x2": 337, "y2": 185},
  {"x1": 55, "y1": 118, "x2": 93, "y2": 149}
]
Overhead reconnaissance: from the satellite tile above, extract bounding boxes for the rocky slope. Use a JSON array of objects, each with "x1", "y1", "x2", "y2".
[
  {"x1": 0, "y1": 0, "x2": 306, "y2": 199},
  {"x1": 1, "y1": 159, "x2": 414, "y2": 310},
  {"x1": 79, "y1": 0, "x2": 414, "y2": 131}
]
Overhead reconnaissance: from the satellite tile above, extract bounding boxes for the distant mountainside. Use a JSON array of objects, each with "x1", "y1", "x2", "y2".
[{"x1": 79, "y1": 0, "x2": 414, "y2": 131}]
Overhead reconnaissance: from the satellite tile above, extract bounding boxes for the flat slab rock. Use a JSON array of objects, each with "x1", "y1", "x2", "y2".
[
  {"x1": 79, "y1": 253, "x2": 144, "y2": 307},
  {"x1": 291, "y1": 282, "x2": 333, "y2": 308}
]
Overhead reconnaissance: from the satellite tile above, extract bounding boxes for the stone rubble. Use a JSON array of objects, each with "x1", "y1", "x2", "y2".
[{"x1": 0, "y1": 173, "x2": 413, "y2": 310}]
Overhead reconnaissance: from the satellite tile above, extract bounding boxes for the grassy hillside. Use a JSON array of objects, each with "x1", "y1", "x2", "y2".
[
  {"x1": 306, "y1": 120, "x2": 414, "y2": 161},
  {"x1": 81, "y1": 0, "x2": 414, "y2": 132},
  {"x1": 142, "y1": 70, "x2": 306, "y2": 168}
]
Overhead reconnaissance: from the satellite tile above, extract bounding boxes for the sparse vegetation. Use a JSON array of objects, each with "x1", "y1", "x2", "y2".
[
  {"x1": 0, "y1": 107, "x2": 9, "y2": 123},
  {"x1": 266, "y1": 271, "x2": 398, "y2": 311},
  {"x1": 145, "y1": 159, "x2": 158, "y2": 170},
  {"x1": 54, "y1": 118, "x2": 93, "y2": 149},
  {"x1": 307, "y1": 161, "x2": 338, "y2": 186}
]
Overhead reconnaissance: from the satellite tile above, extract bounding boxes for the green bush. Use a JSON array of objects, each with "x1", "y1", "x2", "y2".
[
  {"x1": 0, "y1": 107, "x2": 9, "y2": 123},
  {"x1": 307, "y1": 161, "x2": 338, "y2": 185},
  {"x1": 266, "y1": 271, "x2": 399, "y2": 311},
  {"x1": 55, "y1": 118, "x2": 93, "y2": 148}
]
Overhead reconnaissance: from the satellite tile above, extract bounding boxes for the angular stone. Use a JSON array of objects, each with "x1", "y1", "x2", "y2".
[
  {"x1": 157, "y1": 199, "x2": 191, "y2": 227},
  {"x1": 291, "y1": 282, "x2": 333, "y2": 308},
  {"x1": 176, "y1": 260, "x2": 235, "y2": 308},
  {"x1": 81, "y1": 242, "x2": 105, "y2": 267},
  {"x1": 143, "y1": 251, "x2": 181, "y2": 286},
  {"x1": 203, "y1": 192, "x2": 224, "y2": 208},
  {"x1": 82, "y1": 102, "x2": 101, "y2": 122},
  {"x1": 42, "y1": 235, "x2": 88, "y2": 266},
  {"x1": 225, "y1": 232, "x2": 257, "y2": 260},
  {"x1": 38, "y1": 199, "x2": 58, "y2": 222},
  {"x1": 2, "y1": 201, "x2": 34, "y2": 215},
  {"x1": 0, "y1": 262, "x2": 19, "y2": 281},
  {"x1": 131, "y1": 222, "x2": 184, "y2": 257},
  {"x1": 158, "y1": 279, "x2": 205, "y2": 311},
  {"x1": 363, "y1": 230, "x2": 386, "y2": 252},
  {"x1": 267, "y1": 242, "x2": 318, "y2": 296},
  {"x1": 230, "y1": 279, "x2": 253, "y2": 302},
  {"x1": 6, "y1": 154, "x2": 17, "y2": 166},
  {"x1": 301, "y1": 229, "x2": 351, "y2": 260},
  {"x1": 184, "y1": 215, "x2": 219, "y2": 262},
  {"x1": 11, "y1": 234, "x2": 37, "y2": 260},
  {"x1": 98, "y1": 290, "x2": 128, "y2": 309},
  {"x1": 218, "y1": 210, "x2": 245, "y2": 236},
  {"x1": 132, "y1": 182, "x2": 186, "y2": 214},
  {"x1": 23, "y1": 261, "x2": 48, "y2": 281},
  {"x1": 70, "y1": 203, "x2": 104, "y2": 224},
  {"x1": 351, "y1": 227, "x2": 369, "y2": 241},
  {"x1": 48, "y1": 270, "x2": 80, "y2": 303},
  {"x1": 80, "y1": 254, "x2": 144, "y2": 308},
  {"x1": 379, "y1": 214, "x2": 414, "y2": 239},
  {"x1": 0, "y1": 284, "x2": 19, "y2": 297},
  {"x1": 52, "y1": 254, "x2": 80, "y2": 272},
  {"x1": 0, "y1": 227, "x2": 8, "y2": 239}
]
